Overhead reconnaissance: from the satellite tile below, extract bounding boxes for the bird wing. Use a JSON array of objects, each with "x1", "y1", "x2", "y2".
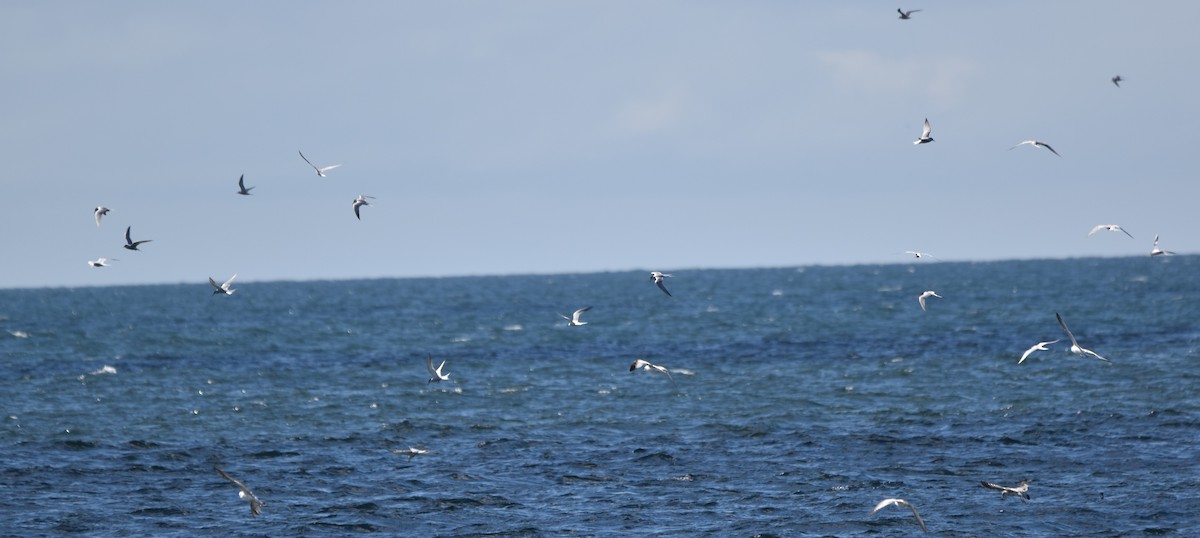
[
  {"x1": 573, "y1": 306, "x2": 592, "y2": 322},
  {"x1": 318, "y1": 164, "x2": 342, "y2": 173},
  {"x1": 1081, "y1": 348, "x2": 1111, "y2": 362},
  {"x1": 1055, "y1": 312, "x2": 1080, "y2": 348},
  {"x1": 222, "y1": 274, "x2": 238, "y2": 290},
  {"x1": 1119, "y1": 227, "x2": 1134, "y2": 239},
  {"x1": 921, "y1": 118, "x2": 931, "y2": 138},
  {"x1": 215, "y1": 467, "x2": 254, "y2": 496},
  {"x1": 655, "y1": 280, "x2": 673, "y2": 297},
  {"x1": 238, "y1": 175, "x2": 246, "y2": 190},
  {"x1": 125, "y1": 226, "x2": 133, "y2": 244},
  {"x1": 426, "y1": 355, "x2": 438, "y2": 376},
  {"x1": 869, "y1": 498, "x2": 897, "y2": 516},
  {"x1": 980, "y1": 480, "x2": 1006, "y2": 492},
  {"x1": 1018, "y1": 345, "x2": 1038, "y2": 364},
  {"x1": 299, "y1": 150, "x2": 319, "y2": 171},
  {"x1": 1087, "y1": 225, "x2": 1104, "y2": 237},
  {"x1": 630, "y1": 359, "x2": 647, "y2": 372},
  {"x1": 918, "y1": 294, "x2": 927, "y2": 311},
  {"x1": 904, "y1": 501, "x2": 928, "y2": 533},
  {"x1": 209, "y1": 277, "x2": 222, "y2": 290},
  {"x1": 354, "y1": 202, "x2": 362, "y2": 220},
  {"x1": 1040, "y1": 142, "x2": 1061, "y2": 157}
]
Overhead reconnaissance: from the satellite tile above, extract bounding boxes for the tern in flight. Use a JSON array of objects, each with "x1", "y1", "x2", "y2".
[
  {"x1": 869, "y1": 498, "x2": 927, "y2": 533},
  {"x1": 904, "y1": 250, "x2": 939, "y2": 261},
  {"x1": 392, "y1": 447, "x2": 431, "y2": 459},
  {"x1": 650, "y1": 272, "x2": 673, "y2": 297},
  {"x1": 214, "y1": 467, "x2": 263, "y2": 517},
  {"x1": 1088, "y1": 224, "x2": 1134, "y2": 239},
  {"x1": 560, "y1": 306, "x2": 593, "y2": 327},
  {"x1": 123, "y1": 226, "x2": 152, "y2": 251},
  {"x1": 980, "y1": 480, "x2": 1031, "y2": 501},
  {"x1": 1151, "y1": 234, "x2": 1175, "y2": 256},
  {"x1": 94, "y1": 206, "x2": 110, "y2": 227},
  {"x1": 1018, "y1": 339, "x2": 1060, "y2": 364},
  {"x1": 1009, "y1": 140, "x2": 1061, "y2": 157},
  {"x1": 87, "y1": 257, "x2": 117, "y2": 268},
  {"x1": 209, "y1": 274, "x2": 237, "y2": 296},
  {"x1": 917, "y1": 291, "x2": 941, "y2": 312},
  {"x1": 897, "y1": 8, "x2": 922, "y2": 19},
  {"x1": 630, "y1": 358, "x2": 675, "y2": 383},
  {"x1": 352, "y1": 195, "x2": 374, "y2": 220},
  {"x1": 236, "y1": 174, "x2": 254, "y2": 195},
  {"x1": 1112, "y1": 75, "x2": 1123, "y2": 87},
  {"x1": 913, "y1": 118, "x2": 934, "y2": 144},
  {"x1": 1055, "y1": 312, "x2": 1111, "y2": 363},
  {"x1": 426, "y1": 354, "x2": 450, "y2": 383},
  {"x1": 298, "y1": 150, "x2": 341, "y2": 177}
]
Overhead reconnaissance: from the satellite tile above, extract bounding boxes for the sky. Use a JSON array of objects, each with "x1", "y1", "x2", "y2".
[{"x1": 3, "y1": 1, "x2": 1198, "y2": 288}]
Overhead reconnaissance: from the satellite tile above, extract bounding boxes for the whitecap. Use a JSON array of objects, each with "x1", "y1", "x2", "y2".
[
  {"x1": 503, "y1": 324, "x2": 523, "y2": 331},
  {"x1": 8, "y1": 330, "x2": 29, "y2": 338},
  {"x1": 89, "y1": 365, "x2": 117, "y2": 376}
]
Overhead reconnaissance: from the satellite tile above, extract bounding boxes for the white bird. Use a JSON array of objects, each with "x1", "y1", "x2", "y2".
[
  {"x1": 650, "y1": 272, "x2": 673, "y2": 297},
  {"x1": 560, "y1": 306, "x2": 593, "y2": 327},
  {"x1": 980, "y1": 480, "x2": 1031, "y2": 501},
  {"x1": 897, "y1": 8, "x2": 922, "y2": 19},
  {"x1": 209, "y1": 274, "x2": 237, "y2": 296},
  {"x1": 630, "y1": 358, "x2": 675, "y2": 383},
  {"x1": 1151, "y1": 234, "x2": 1175, "y2": 256},
  {"x1": 904, "y1": 250, "x2": 939, "y2": 261},
  {"x1": 426, "y1": 354, "x2": 450, "y2": 383},
  {"x1": 1056, "y1": 312, "x2": 1111, "y2": 363},
  {"x1": 123, "y1": 226, "x2": 153, "y2": 251},
  {"x1": 87, "y1": 257, "x2": 117, "y2": 268},
  {"x1": 392, "y1": 447, "x2": 430, "y2": 460},
  {"x1": 917, "y1": 290, "x2": 941, "y2": 312},
  {"x1": 1088, "y1": 224, "x2": 1134, "y2": 239},
  {"x1": 1112, "y1": 75, "x2": 1123, "y2": 87},
  {"x1": 94, "y1": 206, "x2": 110, "y2": 227},
  {"x1": 913, "y1": 117, "x2": 934, "y2": 144},
  {"x1": 352, "y1": 195, "x2": 374, "y2": 220},
  {"x1": 869, "y1": 498, "x2": 927, "y2": 533},
  {"x1": 1009, "y1": 140, "x2": 1061, "y2": 157},
  {"x1": 298, "y1": 150, "x2": 341, "y2": 177},
  {"x1": 236, "y1": 174, "x2": 254, "y2": 195},
  {"x1": 214, "y1": 467, "x2": 263, "y2": 517},
  {"x1": 1018, "y1": 339, "x2": 1060, "y2": 364}
]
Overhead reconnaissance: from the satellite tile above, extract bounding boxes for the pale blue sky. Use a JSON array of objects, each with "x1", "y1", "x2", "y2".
[{"x1": 3, "y1": 1, "x2": 1197, "y2": 288}]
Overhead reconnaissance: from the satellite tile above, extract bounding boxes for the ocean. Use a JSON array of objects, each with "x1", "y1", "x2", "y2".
[{"x1": 2, "y1": 257, "x2": 1198, "y2": 537}]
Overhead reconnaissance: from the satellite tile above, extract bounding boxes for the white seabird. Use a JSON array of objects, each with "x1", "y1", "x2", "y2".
[
  {"x1": 1009, "y1": 140, "x2": 1061, "y2": 157},
  {"x1": 1151, "y1": 234, "x2": 1175, "y2": 256},
  {"x1": 1088, "y1": 224, "x2": 1133, "y2": 239},
  {"x1": 352, "y1": 195, "x2": 374, "y2": 220},
  {"x1": 123, "y1": 226, "x2": 153, "y2": 251},
  {"x1": 560, "y1": 306, "x2": 592, "y2": 327},
  {"x1": 869, "y1": 498, "x2": 927, "y2": 533},
  {"x1": 1018, "y1": 339, "x2": 1060, "y2": 364},
  {"x1": 913, "y1": 118, "x2": 934, "y2": 144},
  {"x1": 209, "y1": 274, "x2": 237, "y2": 296},
  {"x1": 214, "y1": 467, "x2": 263, "y2": 517},
  {"x1": 630, "y1": 358, "x2": 675, "y2": 383},
  {"x1": 236, "y1": 174, "x2": 254, "y2": 195},
  {"x1": 87, "y1": 257, "x2": 117, "y2": 268},
  {"x1": 904, "y1": 250, "x2": 939, "y2": 261},
  {"x1": 1055, "y1": 312, "x2": 1111, "y2": 363},
  {"x1": 980, "y1": 479, "x2": 1031, "y2": 500},
  {"x1": 298, "y1": 150, "x2": 341, "y2": 177},
  {"x1": 94, "y1": 206, "x2": 110, "y2": 227},
  {"x1": 650, "y1": 272, "x2": 673, "y2": 297},
  {"x1": 917, "y1": 290, "x2": 941, "y2": 312},
  {"x1": 897, "y1": 8, "x2": 922, "y2": 19},
  {"x1": 426, "y1": 354, "x2": 450, "y2": 383},
  {"x1": 392, "y1": 447, "x2": 430, "y2": 459}
]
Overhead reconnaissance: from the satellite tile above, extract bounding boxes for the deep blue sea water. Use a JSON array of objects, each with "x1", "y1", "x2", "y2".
[{"x1": 2, "y1": 257, "x2": 1198, "y2": 537}]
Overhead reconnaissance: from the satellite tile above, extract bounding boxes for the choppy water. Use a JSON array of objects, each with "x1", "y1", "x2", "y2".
[{"x1": 2, "y1": 257, "x2": 1198, "y2": 536}]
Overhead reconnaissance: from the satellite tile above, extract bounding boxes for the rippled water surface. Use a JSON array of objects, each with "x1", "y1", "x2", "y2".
[{"x1": 2, "y1": 257, "x2": 1199, "y2": 536}]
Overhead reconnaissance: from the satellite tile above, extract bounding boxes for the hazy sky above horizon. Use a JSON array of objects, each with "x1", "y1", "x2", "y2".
[{"x1": 3, "y1": 1, "x2": 1198, "y2": 288}]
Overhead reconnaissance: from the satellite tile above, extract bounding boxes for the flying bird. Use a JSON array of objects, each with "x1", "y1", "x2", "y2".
[
  {"x1": 214, "y1": 467, "x2": 263, "y2": 517},
  {"x1": 123, "y1": 226, "x2": 153, "y2": 251},
  {"x1": 426, "y1": 354, "x2": 450, "y2": 383},
  {"x1": 1009, "y1": 140, "x2": 1061, "y2": 157},
  {"x1": 236, "y1": 174, "x2": 254, "y2": 195},
  {"x1": 1018, "y1": 339, "x2": 1060, "y2": 364},
  {"x1": 392, "y1": 447, "x2": 430, "y2": 460},
  {"x1": 630, "y1": 358, "x2": 675, "y2": 383},
  {"x1": 897, "y1": 8, "x2": 922, "y2": 19},
  {"x1": 913, "y1": 118, "x2": 934, "y2": 144},
  {"x1": 560, "y1": 306, "x2": 593, "y2": 327},
  {"x1": 1088, "y1": 224, "x2": 1134, "y2": 239},
  {"x1": 1151, "y1": 234, "x2": 1175, "y2": 256},
  {"x1": 1111, "y1": 75, "x2": 1123, "y2": 87},
  {"x1": 869, "y1": 498, "x2": 927, "y2": 533},
  {"x1": 298, "y1": 150, "x2": 341, "y2": 177},
  {"x1": 904, "y1": 250, "x2": 939, "y2": 261},
  {"x1": 980, "y1": 480, "x2": 1031, "y2": 501},
  {"x1": 352, "y1": 195, "x2": 374, "y2": 220},
  {"x1": 650, "y1": 272, "x2": 673, "y2": 297},
  {"x1": 94, "y1": 206, "x2": 110, "y2": 227},
  {"x1": 1056, "y1": 312, "x2": 1111, "y2": 363},
  {"x1": 917, "y1": 291, "x2": 941, "y2": 312},
  {"x1": 209, "y1": 274, "x2": 237, "y2": 296},
  {"x1": 87, "y1": 257, "x2": 117, "y2": 268}
]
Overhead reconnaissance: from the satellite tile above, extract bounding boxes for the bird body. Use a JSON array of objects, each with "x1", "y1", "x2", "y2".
[
  {"x1": 1151, "y1": 234, "x2": 1175, "y2": 256},
  {"x1": 869, "y1": 498, "x2": 927, "y2": 533},
  {"x1": 981, "y1": 480, "x2": 1031, "y2": 500},
  {"x1": 914, "y1": 118, "x2": 934, "y2": 144},
  {"x1": 209, "y1": 274, "x2": 237, "y2": 296},
  {"x1": 560, "y1": 306, "x2": 593, "y2": 326},
  {"x1": 214, "y1": 467, "x2": 263, "y2": 517},
  {"x1": 1088, "y1": 224, "x2": 1133, "y2": 239},
  {"x1": 650, "y1": 271, "x2": 673, "y2": 297},
  {"x1": 1010, "y1": 140, "x2": 1061, "y2": 157},
  {"x1": 917, "y1": 290, "x2": 941, "y2": 312},
  {"x1": 87, "y1": 257, "x2": 116, "y2": 268},
  {"x1": 905, "y1": 250, "x2": 939, "y2": 261},
  {"x1": 94, "y1": 206, "x2": 110, "y2": 227},
  {"x1": 630, "y1": 358, "x2": 674, "y2": 383},
  {"x1": 352, "y1": 195, "x2": 374, "y2": 220}
]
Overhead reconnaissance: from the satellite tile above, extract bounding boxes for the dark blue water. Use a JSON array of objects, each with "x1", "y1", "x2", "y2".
[{"x1": 2, "y1": 257, "x2": 1198, "y2": 536}]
